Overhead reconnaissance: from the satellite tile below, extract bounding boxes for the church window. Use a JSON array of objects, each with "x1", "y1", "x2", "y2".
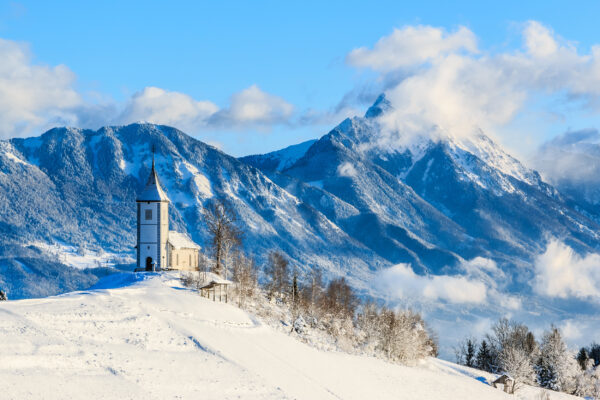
[
  {"x1": 145, "y1": 209, "x2": 152, "y2": 220},
  {"x1": 176, "y1": 254, "x2": 179, "y2": 265},
  {"x1": 189, "y1": 254, "x2": 191, "y2": 266}
]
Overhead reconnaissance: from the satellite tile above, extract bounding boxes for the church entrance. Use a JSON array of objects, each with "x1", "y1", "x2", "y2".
[{"x1": 145, "y1": 257, "x2": 153, "y2": 271}]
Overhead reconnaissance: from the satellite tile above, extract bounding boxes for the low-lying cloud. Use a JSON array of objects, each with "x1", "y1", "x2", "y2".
[
  {"x1": 533, "y1": 238, "x2": 600, "y2": 299},
  {"x1": 377, "y1": 263, "x2": 487, "y2": 304}
]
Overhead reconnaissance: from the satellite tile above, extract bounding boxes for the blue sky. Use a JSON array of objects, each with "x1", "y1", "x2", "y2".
[{"x1": 1, "y1": 0, "x2": 600, "y2": 156}]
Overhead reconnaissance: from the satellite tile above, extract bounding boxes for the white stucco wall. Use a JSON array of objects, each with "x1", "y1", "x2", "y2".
[{"x1": 137, "y1": 201, "x2": 170, "y2": 270}]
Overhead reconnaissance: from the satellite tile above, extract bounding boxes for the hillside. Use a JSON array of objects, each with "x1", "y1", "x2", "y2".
[{"x1": 0, "y1": 273, "x2": 579, "y2": 400}]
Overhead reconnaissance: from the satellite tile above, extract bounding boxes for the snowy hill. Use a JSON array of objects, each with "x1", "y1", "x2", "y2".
[{"x1": 0, "y1": 273, "x2": 579, "y2": 400}]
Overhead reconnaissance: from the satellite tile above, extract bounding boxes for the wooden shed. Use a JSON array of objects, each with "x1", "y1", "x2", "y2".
[
  {"x1": 199, "y1": 277, "x2": 233, "y2": 303},
  {"x1": 492, "y1": 374, "x2": 515, "y2": 394}
]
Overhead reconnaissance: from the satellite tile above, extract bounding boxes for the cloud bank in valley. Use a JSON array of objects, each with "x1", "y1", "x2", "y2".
[{"x1": 533, "y1": 238, "x2": 600, "y2": 300}]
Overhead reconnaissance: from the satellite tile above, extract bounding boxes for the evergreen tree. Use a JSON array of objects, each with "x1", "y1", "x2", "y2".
[
  {"x1": 476, "y1": 340, "x2": 493, "y2": 372},
  {"x1": 589, "y1": 343, "x2": 600, "y2": 367},
  {"x1": 577, "y1": 347, "x2": 589, "y2": 371},
  {"x1": 465, "y1": 339, "x2": 476, "y2": 368},
  {"x1": 0, "y1": 290, "x2": 7, "y2": 301}
]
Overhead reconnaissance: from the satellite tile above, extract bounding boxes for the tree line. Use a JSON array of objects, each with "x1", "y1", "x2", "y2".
[{"x1": 455, "y1": 318, "x2": 600, "y2": 396}]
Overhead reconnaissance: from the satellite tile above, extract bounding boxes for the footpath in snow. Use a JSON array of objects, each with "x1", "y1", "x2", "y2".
[{"x1": 0, "y1": 273, "x2": 580, "y2": 400}]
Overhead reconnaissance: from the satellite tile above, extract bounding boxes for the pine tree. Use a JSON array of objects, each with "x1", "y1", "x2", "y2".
[
  {"x1": 476, "y1": 340, "x2": 493, "y2": 372},
  {"x1": 589, "y1": 343, "x2": 600, "y2": 367},
  {"x1": 466, "y1": 339, "x2": 476, "y2": 368},
  {"x1": 577, "y1": 347, "x2": 589, "y2": 371},
  {"x1": 0, "y1": 290, "x2": 7, "y2": 301}
]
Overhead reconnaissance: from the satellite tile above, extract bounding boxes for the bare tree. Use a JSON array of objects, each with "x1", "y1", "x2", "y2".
[
  {"x1": 264, "y1": 251, "x2": 290, "y2": 301},
  {"x1": 232, "y1": 251, "x2": 258, "y2": 307},
  {"x1": 203, "y1": 199, "x2": 241, "y2": 277}
]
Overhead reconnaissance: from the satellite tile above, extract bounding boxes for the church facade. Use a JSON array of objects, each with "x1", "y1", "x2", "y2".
[{"x1": 136, "y1": 156, "x2": 200, "y2": 271}]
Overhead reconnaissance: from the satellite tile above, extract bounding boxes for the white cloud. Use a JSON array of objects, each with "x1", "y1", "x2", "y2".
[
  {"x1": 337, "y1": 162, "x2": 358, "y2": 178},
  {"x1": 0, "y1": 38, "x2": 297, "y2": 139},
  {"x1": 523, "y1": 21, "x2": 559, "y2": 58},
  {"x1": 377, "y1": 263, "x2": 487, "y2": 304},
  {"x1": 208, "y1": 85, "x2": 294, "y2": 127},
  {"x1": 560, "y1": 320, "x2": 582, "y2": 340},
  {"x1": 347, "y1": 25, "x2": 478, "y2": 71},
  {"x1": 0, "y1": 38, "x2": 82, "y2": 137},
  {"x1": 117, "y1": 87, "x2": 219, "y2": 132},
  {"x1": 533, "y1": 238, "x2": 600, "y2": 299},
  {"x1": 347, "y1": 21, "x2": 600, "y2": 149}
]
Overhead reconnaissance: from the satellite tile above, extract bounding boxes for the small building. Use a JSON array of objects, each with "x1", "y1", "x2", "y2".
[
  {"x1": 135, "y1": 151, "x2": 200, "y2": 272},
  {"x1": 167, "y1": 231, "x2": 200, "y2": 270},
  {"x1": 199, "y1": 275, "x2": 233, "y2": 303},
  {"x1": 492, "y1": 374, "x2": 515, "y2": 394}
]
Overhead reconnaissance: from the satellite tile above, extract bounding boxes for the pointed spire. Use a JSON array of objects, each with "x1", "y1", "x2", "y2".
[
  {"x1": 137, "y1": 144, "x2": 169, "y2": 202},
  {"x1": 151, "y1": 144, "x2": 156, "y2": 173}
]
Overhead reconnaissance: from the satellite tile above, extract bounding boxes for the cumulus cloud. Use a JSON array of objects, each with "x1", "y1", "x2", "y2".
[
  {"x1": 116, "y1": 87, "x2": 218, "y2": 132},
  {"x1": 347, "y1": 21, "x2": 600, "y2": 149},
  {"x1": 533, "y1": 238, "x2": 600, "y2": 299},
  {"x1": 0, "y1": 38, "x2": 83, "y2": 137},
  {"x1": 347, "y1": 25, "x2": 478, "y2": 71},
  {"x1": 208, "y1": 85, "x2": 294, "y2": 128},
  {"x1": 0, "y1": 38, "x2": 297, "y2": 139},
  {"x1": 377, "y1": 263, "x2": 487, "y2": 304}
]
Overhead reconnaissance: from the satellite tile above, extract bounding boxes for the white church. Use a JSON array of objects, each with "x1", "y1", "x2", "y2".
[{"x1": 136, "y1": 156, "x2": 201, "y2": 271}]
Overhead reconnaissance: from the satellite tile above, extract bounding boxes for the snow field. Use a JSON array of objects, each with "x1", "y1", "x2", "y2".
[{"x1": 0, "y1": 273, "x2": 580, "y2": 400}]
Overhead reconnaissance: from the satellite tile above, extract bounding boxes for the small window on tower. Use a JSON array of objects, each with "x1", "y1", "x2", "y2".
[{"x1": 145, "y1": 209, "x2": 152, "y2": 220}]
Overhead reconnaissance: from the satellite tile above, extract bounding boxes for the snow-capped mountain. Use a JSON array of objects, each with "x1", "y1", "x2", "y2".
[
  {"x1": 242, "y1": 95, "x2": 600, "y2": 288},
  {"x1": 0, "y1": 123, "x2": 385, "y2": 298}
]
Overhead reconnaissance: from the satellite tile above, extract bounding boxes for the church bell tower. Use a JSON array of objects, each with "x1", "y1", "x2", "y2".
[{"x1": 136, "y1": 152, "x2": 170, "y2": 271}]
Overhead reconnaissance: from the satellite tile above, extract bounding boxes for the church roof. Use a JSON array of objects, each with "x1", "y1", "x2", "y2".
[
  {"x1": 137, "y1": 156, "x2": 170, "y2": 202},
  {"x1": 167, "y1": 231, "x2": 200, "y2": 250}
]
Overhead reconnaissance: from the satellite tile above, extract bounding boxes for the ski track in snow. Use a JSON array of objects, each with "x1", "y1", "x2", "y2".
[{"x1": 0, "y1": 273, "x2": 580, "y2": 400}]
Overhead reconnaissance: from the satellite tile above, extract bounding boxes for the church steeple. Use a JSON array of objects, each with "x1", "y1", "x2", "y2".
[{"x1": 137, "y1": 147, "x2": 169, "y2": 202}]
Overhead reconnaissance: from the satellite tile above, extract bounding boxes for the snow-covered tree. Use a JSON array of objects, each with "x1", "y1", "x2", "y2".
[
  {"x1": 500, "y1": 345, "x2": 535, "y2": 393},
  {"x1": 536, "y1": 326, "x2": 577, "y2": 393}
]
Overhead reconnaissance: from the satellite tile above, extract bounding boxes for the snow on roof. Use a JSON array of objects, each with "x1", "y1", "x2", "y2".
[
  {"x1": 137, "y1": 158, "x2": 170, "y2": 202},
  {"x1": 167, "y1": 231, "x2": 200, "y2": 250}
]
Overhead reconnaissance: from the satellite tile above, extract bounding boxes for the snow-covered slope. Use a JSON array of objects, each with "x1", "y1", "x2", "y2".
[{"x1": 0, "y1": 273, "x2": 578, "y2": 400}]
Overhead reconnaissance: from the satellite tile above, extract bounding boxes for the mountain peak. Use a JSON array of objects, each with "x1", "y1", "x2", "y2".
[{"x1": 365, "y1": 94, "x2": 392, "y2": 119}]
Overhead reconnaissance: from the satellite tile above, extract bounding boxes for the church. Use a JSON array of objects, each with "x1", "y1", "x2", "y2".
[{"x1": 135, "y1": 155, "x2": 200, "y2": 271}]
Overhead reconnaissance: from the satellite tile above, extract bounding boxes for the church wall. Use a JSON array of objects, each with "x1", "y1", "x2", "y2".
[
  {"x1": 168, "y1": 246, "x2": 199, "y2": 271},
  {"x1": 137, "y1": 202, "x2": 165, "y2": 269},
  {"x1": 139, "y1": 244, "x2": 158, "y2": 269}
]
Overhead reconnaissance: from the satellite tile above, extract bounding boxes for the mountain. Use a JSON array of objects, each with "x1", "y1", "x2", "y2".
[
  {"x1": 0, "y1": 123, "x2": 385, "y2": 298},
  {"x1": 0, "y1": 272, "x2": 579, "y2": 400},
  {"x1": 242, "y1": 96, "x2": 600, "y2": 289}
]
